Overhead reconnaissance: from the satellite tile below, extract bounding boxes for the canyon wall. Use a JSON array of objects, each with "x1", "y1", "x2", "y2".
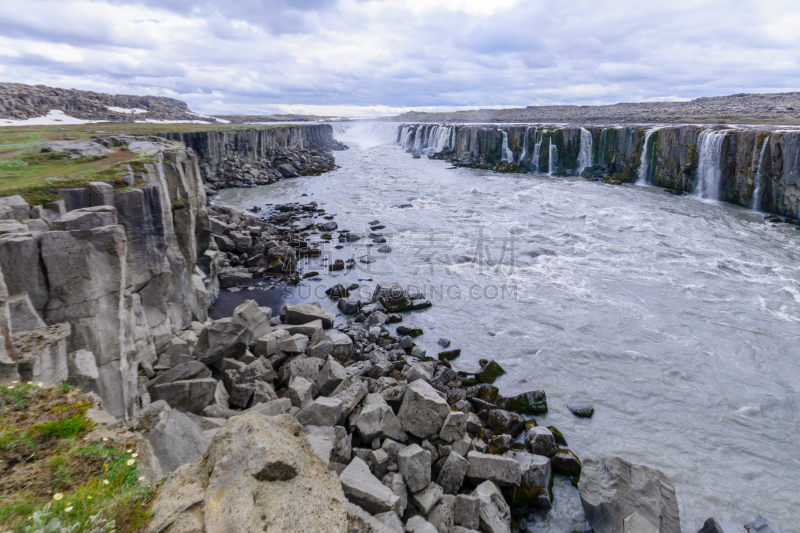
[
  {"x1": 389, "y1": 123, "x2": 800, "y2": 219},
  {"x1": 163, "y1": 125, "x2": 344, "y2": 189}
]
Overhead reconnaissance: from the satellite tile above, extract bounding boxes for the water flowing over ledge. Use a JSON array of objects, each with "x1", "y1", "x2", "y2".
[{"x1": 358, "y1": 122, "x2": 800, "y2": 219}]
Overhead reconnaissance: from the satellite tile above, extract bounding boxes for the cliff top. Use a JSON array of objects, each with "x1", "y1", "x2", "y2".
[{"x1": 389, "y1": 91, "x2": 800, "y2": 125}]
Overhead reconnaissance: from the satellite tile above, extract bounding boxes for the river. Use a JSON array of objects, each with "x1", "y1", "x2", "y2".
[{"x1": 212, "y1": 123, "x2": 800, "y2": 532}]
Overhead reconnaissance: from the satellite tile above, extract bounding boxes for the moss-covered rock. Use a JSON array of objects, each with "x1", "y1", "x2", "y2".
[
  {"x1": 476, "y1": 360, "x2": 505, "y2": 384},
  {"x1": 552, "y1": 448, "x2": 582, "y2": 477},
  {"x1": 501, "y1": 484, "x2": 550, "y2": 510},
  {"x1": 497, "y1": 390, "x2": 548, "y2": 414},
  {"x1": 438, "y1": 349, "x2": 461, "y2": 361},
  {"x1": 547, "y1": 426, "x2": 567, "y2": 446},
  {"x1": 568, "y1": 405, "x2": 594, "y2": 418},
  {"x1": 475, "y1": 384, "x2": 499, "y2": 403}
]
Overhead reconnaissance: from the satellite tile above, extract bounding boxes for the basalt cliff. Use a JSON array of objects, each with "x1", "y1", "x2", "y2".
[{"x1": 388, "y1": 123, "x2": 800, "y2": 219}]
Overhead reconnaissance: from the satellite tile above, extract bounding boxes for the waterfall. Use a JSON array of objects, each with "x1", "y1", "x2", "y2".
[
  {"x1": 599, "y1": 128, "x2": 607, "y2": 164},
  {"x1": 519, "y1": 127, "x2": 530, "y2": 163},
  {"x1": 578, "y1": 127, "x2": 593, "y2": 174},
  {"x1": 752, "y1": 138, "x2": 769, "y2": 211},
  {"x1": 636, "y1": 129, "x2": 657, "y2": 185},
  {"x1": 695, "y1": 130, "x2": 727, "y2": 200},
  {"x1": 548, "y1": 140, "x2": 558, "y2": 176},
  {"x1": 501, "y1": 130, "x2": 514, "y2": 163},
  {"x1": 532, "y1": 130, "x2": 543, "y2": 173}
]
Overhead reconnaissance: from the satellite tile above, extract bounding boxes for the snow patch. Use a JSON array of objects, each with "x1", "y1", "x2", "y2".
[{"x1": 0, "y1": 110, "x2": 100, "y2": 127}]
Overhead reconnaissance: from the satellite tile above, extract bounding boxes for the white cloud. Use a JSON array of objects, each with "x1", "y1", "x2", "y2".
[{"x1": 1, "y1": 0, "x2": 799, "y2": 117}]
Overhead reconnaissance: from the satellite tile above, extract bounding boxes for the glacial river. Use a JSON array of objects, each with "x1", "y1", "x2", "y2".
[{"x1": 214, "y1": 125, "x2": 800, "y2": 532}]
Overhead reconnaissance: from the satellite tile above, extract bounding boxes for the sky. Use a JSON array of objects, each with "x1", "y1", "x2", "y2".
[{"x1": 2, "y1": 0, "x2": 800, "y2": 117}]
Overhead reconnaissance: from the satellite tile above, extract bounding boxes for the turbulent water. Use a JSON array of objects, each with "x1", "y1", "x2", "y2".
[{"x1": 214, "y1": 124, "x2": 800, "y2": 532}]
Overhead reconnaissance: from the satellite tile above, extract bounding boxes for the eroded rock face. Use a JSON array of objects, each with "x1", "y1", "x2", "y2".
[
  {"x1": 146, "y1": 413, "x2": 348, "y2": 533},
  {"x1": 578, "y1": 456, "x2": 680, "y2": 533}
]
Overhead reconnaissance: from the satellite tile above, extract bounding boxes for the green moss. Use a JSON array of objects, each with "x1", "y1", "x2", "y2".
[
  {"x1": 438, "y1": 349, "x2": 461, "y2": 361},
  {"x1": 475, "y1": 384, "x2": 499, "y2": 403},
  {"x1": 497, "y1": 391, "x2": 548, "y2": 414},
  {"x1": 475, "y1": 360, "x2": 506, "y2": 385},
  {"x1": 547, "y1": 426, "x2": 567, "y2": 446},
  {"x1": 170, "y1": 198, "x2": 188, "y2": 210},
  {"x1": 552, "y1": 448, "x2": 582, "y2": 477}
]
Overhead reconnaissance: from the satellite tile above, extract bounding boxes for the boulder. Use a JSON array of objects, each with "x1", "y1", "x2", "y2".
[
  {"x1": 356, "y1": 393, "x2": 408, "y2": 443},
  {"x1": 503, "y1": 451, "x2": 551, "y2": 509},
  {"x1": 497, "y1": 390, "x2": 548, "y2": 414},
  {"x1": 66, "y1": 349, "x2": 100, "y2": 394},
  {"x1": 144, "y1": 413, "x2": 348, "y2": 533},
  {"x1": 339, "y1": 457, "x2": 401, "y2": 516},
  {"x1": 472, "y1": 481, "x2": 511, "y2": 533},
  {"x1": 466, "y1": 451, "x2": 521, "y2": 487},
  {"x1": 454, "y1": 494, "x2": 481, "y2": 530},
  {"x1": 440, "y1": 411, "x2": 467, "y2": 442},
  {"x1": 438, "y1": 451, "x2": 469, "y2": 495},
  {"x1": 411, "y1": 482, "x2": 444, "y2": 515},
  {"x1": 194, "y1": 318, "x2": 248, "y2": 364},
  {"x1": 253, "y1": 328, "x2": 290, "y2": 358},
  {"x1": 317, "y1": 357, "x2": 348, "y2": 396},
  {"x1": 380, "y1": 473, "x2": 408, "y2": 517},
  {"x1": 397, "y1": 444, "x2": 432, "y2": 492},
  {"x1": 332, "y1": 379, "x2": 368, "y2": 418},
  {"x1": 147, "y1": 360, "x2": 211, "y2": 388},
  {"x1": 345, "y1": 502, "x2": 396, "y2": 533},
  {"x1": 51, "y1": 205, "x2": 118, "y2": 231},
  {"x1": 296, "y1": 396, "x2": 343, "y2": 426},
  {"x1": 578, "y1": 456, "x2": 680, "y2": 533},
  {"x1": 552, "y1": 448, "x2": 581, "y2": 476},
  {"x1": 148, "y1": 378, "x2": 218, "y2": 414},
  {"x1": 0, "y1": 195, "x2": 30, "y2": 219},
  {"x1": 744, "y1": 516, "x2": 785, "y2": 533},
  {"x1": 307, "y1": 328, "x2": 334, "y2": 358},
  {"x1": 304, "y1": 424, "x2": 336, "y2": 466},
  {"x1": 230, "y1": 299, "x2": 271, "y2": 340},
  {"x1": 283, "y1": 303, "x2": 335, "y2": 328},
  {"x1": 43, "y1": 140, "x2": 113, "y2": 157},
  {"x1": 135, "y1": 401, "x2": 210, "y2": 477},
  {"x1": 525, "y1": 426, "x2": 557, "y2": 457},
  {"x1": 405, "y1": 517, "x2": 438, "y2": 533},
  {"x1": 427, "y1": 494, "x2": 456, "y2": 532},
  {"x1": 329, "y1": 329, "x2": 355, "y2": 357},
  {"x1": 13, "y1": 322, "x2": 71, "y2": 385},
  {"x1": 397, "y1": 379, "x2": 450, "y2": 438},
  {"x1": 277, "y1": 332, "x2": 309, "y2": 354},
  {"x1": 288, "y1": 376, "x2": 314, "y2": 408},
  {"x1": 484, "y1": 409, "x2": 525, "y2": 437},
  {"x1": 698, "y1": 519, "x2": 749, "y2": 533}
]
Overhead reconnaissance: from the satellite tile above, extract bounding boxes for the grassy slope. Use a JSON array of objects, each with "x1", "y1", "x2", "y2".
[
  {"x1": 0, "y1": 383, "x2": 156, "y2": 533},
  {"x1": 0, "y1": 123, "x2": 297, "y2": 206}
]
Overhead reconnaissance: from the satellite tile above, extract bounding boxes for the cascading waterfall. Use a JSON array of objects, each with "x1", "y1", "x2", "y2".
[
  {"x1": 578, "y1": 127, "x2": 593, "y2": 173},
  {"x1": 548, "y1": 139, "x2": 558, "y2": 176},
  {"x1": 752, "y1": 138, "x2": 769, "y2": 211},
  {"x1": 519, "y1": 127, "x2": 530, "y2": 163},
  {"x1": 636, "y1": 129, "x2": 657, "y2": 185},
  {"x1": 599, "y1": 128, "x2": 608, "y2": 165},
  {"x1": 532, "y1": 130, "x2": 543, "y2": 173},
  {"x1": 501, "y1": 130, "x2": 514, "y2": 163},
  {"x1": 695, "y1": 130, "x2": 728, "y2": 200}
]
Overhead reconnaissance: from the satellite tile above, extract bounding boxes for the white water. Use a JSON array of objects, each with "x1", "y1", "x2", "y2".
[
  {"x1": 599, "y1": 128, "x2": 608, "y2": 165},
  {"x1": 216, "y1": 129, "x2": 800, "y2": 531},
  {"x1": 696, "y1": 130, "x2": 728, "y2": 200},
  {"x1": 636, "y1": 129, "x2": 658, "y2": 185},
  {"x1": 548, "y1": 140, "x2": 558, "y2": 175},
  {"x1": 578, "y1": 127, "x2": 593, "y2": 174},
  {"x1": 519, "y1": 127, "x2": 530, "y2": 163},
  {"x1": 532, "y1": 130, "x2": 544, "y2": 172},
  {"x1": 501, "y1": 130, "x2": 514, "y2": 163},
  {"x1": 752, "y1": 139, "x2": 769, "y2": 211}
]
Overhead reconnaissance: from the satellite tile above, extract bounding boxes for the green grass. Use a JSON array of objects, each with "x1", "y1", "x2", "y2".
[
  {"x1": 0, "y1": 383, "x2": 158, "y2": 533},
  {"x1": 0, "y1": 122, "x2": 298, "y2": 206}
]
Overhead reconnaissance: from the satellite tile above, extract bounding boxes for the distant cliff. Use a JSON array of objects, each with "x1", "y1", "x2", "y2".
[{"x1": 389, "y1": 123, "x2": 800, "y2": 219}]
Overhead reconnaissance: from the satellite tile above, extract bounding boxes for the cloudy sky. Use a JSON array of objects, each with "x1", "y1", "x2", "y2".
[{"x1": 2, "y1": 0, "x2": 799, "y2": 116}]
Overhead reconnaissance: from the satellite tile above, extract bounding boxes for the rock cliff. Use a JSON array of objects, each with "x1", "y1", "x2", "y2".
[
  {"x1": 163, "y1": 125, "x2": 345, "y2": 189},
  {"x1": 392, "y1": 123, "x2": 800, "y2": 219},
  {"x1": 0, "y1": 142, "x2": 216, "y2": 420}
]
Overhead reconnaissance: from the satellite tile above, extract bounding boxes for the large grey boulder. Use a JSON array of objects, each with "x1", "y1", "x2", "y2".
[
  {"x1": 148, "y1": 378, "x2": 217, "y2": 414},
  {"x1": 454, "y1": 494, "x2": 481, "y2": 530},
  {"x1": 339, "y1": 457, "x2": 401, "y2": 516},
  {"x1": 405, "y1": 516, "x2": 438, "y2": 533},
  {"x1": 43, "y1": 140, "x2": 114, "y2": 157},
  {"x1": 525, "y1": 426, "x2": 557, "y2": 457},
  {"x1": 147, "y1": 360, "x2": 210, "y2": 388},
  {"x1": 329, "y1": 329, "x2": 355, "y2": 357},
  {"x1": 397, "y1": 444, "x2": 432, "y2": 493},
  {"x1": 397, "y1": 379, "x2": 450, "y2": 438},
  {"x1": 438, "y1": 451, "x2": 469, "y2": 495},
  {"x1": 296, "y1": 396, "x2": 343, "y2": 426},
  {"x1": 411, "y1": 482, "x2": 444, "y2": 515},
  {"x1": 283, "y1": 303, "x2": 335, "y2": 328},
  {"x1": 345, "y1": 503, "x2": 396, "y2": 533},
  {"x1": 144, "y1": 413, "x2": 348, "y2": 533},
  {"x1": 355, "y1": 393, "x2": 408, "y2": 443},
  {"x1": 194, "y1": 318, "x2": 248, "y2": 364},
  {"x1": 135, "y1": 401, "x2": 209, "y2": 476},
  {"x1": 578, "y1": 456, "x2": 680, "y2": 533},
  {"x1": 744, "y1": 516, "x2": 784, "y2": 533},
  {"x1": 440, "y1": 411, "x2": 467, "y2": 442},
  {"x1": 317, "y1": 357, "x2": 348, "y2": 396},
  {"x1": 303, "y1": 425, "x2": 336, "y2": 466},
  {"x1": 698, "y1": 519, "x2": 749, "y2": 533},
  {"x1": 466, "y1": 451, "x2": 521, "y2": 487},
  {"x1": 472, "y1": 481, "x2": 511, "y2": 533},
  {"x1": 231, "y1": 299, "x2": 271, "y2": 341}
]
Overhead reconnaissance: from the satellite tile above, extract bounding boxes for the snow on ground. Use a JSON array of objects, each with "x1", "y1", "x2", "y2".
[
  {"x1": 189, "y1": 111, "x2": 229, "y2": 124},
  {"x1": 107, "y1": 106, "x2": 147, "y2": 114},
  {"x1": 0, "y1": 110, "x2": 100, "y2": 127},
  {"x1": 134, "y1": 119, "x2": 212, "y2": 124}
]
